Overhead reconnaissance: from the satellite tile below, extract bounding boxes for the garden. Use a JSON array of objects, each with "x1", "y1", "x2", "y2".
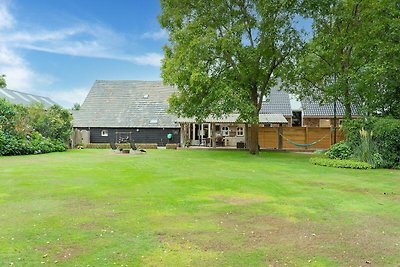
[
  {"x1": 0, "y1": 149, "x2": 399, "y2": 266},
  {"x1": 0, "y1": 99, "x2": 71, "y2": 156}
]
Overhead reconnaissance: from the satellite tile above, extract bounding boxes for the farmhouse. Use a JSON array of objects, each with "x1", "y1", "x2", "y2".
[
  {"x1": 72, "y1": 80, "x2": 180, "y2": 146},
  {"x1": 0, "y1": 88, "x2": 57, "y2": 108},
  {"x1": 73, "y1": 80, "x2": 358, "y2": 149}
]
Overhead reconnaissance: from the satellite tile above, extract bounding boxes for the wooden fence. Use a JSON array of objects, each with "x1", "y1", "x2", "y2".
[{"x1": 258, "y1": 127, "x2": 345, "y2": 150}]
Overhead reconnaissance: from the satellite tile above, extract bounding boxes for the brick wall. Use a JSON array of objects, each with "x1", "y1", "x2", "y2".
[{"x1": 303, "y1": 118, "x2": 342, "y2": 127}]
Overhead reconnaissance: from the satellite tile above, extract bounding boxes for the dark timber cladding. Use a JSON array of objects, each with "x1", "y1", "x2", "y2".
[
  {"x1": 72, "y1": 80, "x2": 180, "y2": 145},
  {"x1": 79, "y1": 127, "x2": 180, "y2": 146}
]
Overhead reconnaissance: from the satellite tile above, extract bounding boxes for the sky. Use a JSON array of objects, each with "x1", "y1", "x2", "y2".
[{"x1": 0, "y1": 0, "x2": 167, "y2": 108}]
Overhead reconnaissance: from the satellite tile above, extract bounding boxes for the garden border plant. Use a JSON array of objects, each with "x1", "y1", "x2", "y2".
[{"x1": 0, "y1": 98, "x2": 71, "y2": 156}]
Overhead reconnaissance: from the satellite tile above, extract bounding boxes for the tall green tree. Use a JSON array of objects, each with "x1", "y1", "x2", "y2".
[
  {"x1": 0, "y1": 74, "x2": 6, "y2": 88},
  {"x1": 159, "y1": 0, "x2": 304, "y2": 154},
  {"x1": 288, "y1": 0, "x2": 400, "y2": 118}
]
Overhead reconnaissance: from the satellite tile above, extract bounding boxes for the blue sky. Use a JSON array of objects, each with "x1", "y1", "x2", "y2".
[{"x1": 0, "y1": 0, "x2": 166, "y2": 107}]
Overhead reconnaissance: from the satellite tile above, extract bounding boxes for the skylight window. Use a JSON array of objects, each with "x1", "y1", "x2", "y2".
[
  {"x1": 143, "y1": 94, "x2": 149, "y2": 99},
  {"x1": 150, "y1": 119, "x2": 158, "y2": 124}
]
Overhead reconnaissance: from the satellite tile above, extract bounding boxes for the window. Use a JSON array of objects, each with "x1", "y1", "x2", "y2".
[
  {"x1": 221, "y1": 126, "x2": 229, "y2": 136},
  {"x1": 292, "y1": 111, "x2": 302, "y2": 127},
  {"x1": 236, "y1": 127, "x2": 244, "y2": 136},
  {"x1": 101, "y1": 129, "x2": 108, "y2": 137},
  {"x1": 319, "y1": 119, "x2": 331, "y2": 127}
]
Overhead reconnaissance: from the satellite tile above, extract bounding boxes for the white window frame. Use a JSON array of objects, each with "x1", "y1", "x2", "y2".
[
  {"x1": 101, "y1": 129, "x2": 109, "y2": 137},
  {"x1": 221, "y1": 126, "x2": 229, "y2": 137},
  {"x1": 236, "y1": 126, "x2": 244, "y2": 136}
]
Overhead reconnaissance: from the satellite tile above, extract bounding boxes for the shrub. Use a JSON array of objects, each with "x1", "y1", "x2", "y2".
[
  {"x1": 309, "y1": 157, "x2": 373, "y2": 169},
  {"x1": 341, "y1": 117, "x2": 400, "y2": 168},
  {"x1": 352, "y1": 128, "x2": 381, "y2": 167},
  {"x1": 371, "y1": 118, "x2": 400, "y2": 168},
  {"x1": 84, "y1": 143, "x2": 111, "y2": 149},
  {"x1": 326, "y1": 141, "x2": 352, "y2": 160}
]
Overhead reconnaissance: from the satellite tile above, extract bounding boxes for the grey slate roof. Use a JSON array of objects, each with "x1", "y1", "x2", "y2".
[
  {"x1": 301, "y1": 98, "x2": 359, "y2": 117},
  {"x1": 176, "y1": 114, "x2": 288, "y2": 124},
  {"x1": 73, "y1": 80, "x2": 180, "y2": 128},
  {"x1": 260, "y1": 86, "x2": 292, "y2": 116},
  {"x1": 0, "y1": 88, "x2": 57, "y2": 108}
]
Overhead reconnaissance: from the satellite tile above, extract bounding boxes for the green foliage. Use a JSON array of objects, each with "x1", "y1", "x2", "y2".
[
  {"x1": 0, "y1": 74, "x2": 6, "y2": 88},
  {"x1": 326, "y1": 141, "x2": 352, "y2": 160},
  {"x1": 159, "y1": 0, "x2": 305, "y2": 153},
  {"x1": 310, "y1": 157, "x2": 373, "y2": 169},
  {"x1": 287, "y1": 0, "x2": 400, "y2": 118},
  {"x1": 353, "y1": 128, "x2": 380, "y2": 167},
  {"x1": 0, "y1": 98, "x2": 17, "y2": 135},
  {"x1": 28, "y1": 104, "x2": 72, "y2": 143},
  {"x1": 0, "y1": 100, "x2": 71, "y2": 156},
  {"x1": 72, "y1": 103, "x2": 81, "y2": 110},
  {"x1": 371, "y1": 118, "x2": 400, "y2": 168},
  {"x1": 341, "y1": 117, "x2": 400, "y2": 168},
  {"x1": 0, "y1": 130, "x2": 66, "y2": 156}
]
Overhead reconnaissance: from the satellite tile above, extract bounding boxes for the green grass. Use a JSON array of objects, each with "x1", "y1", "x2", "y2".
[{"x1": 0, "y1": 149, "x2": 399, "y2": 266}]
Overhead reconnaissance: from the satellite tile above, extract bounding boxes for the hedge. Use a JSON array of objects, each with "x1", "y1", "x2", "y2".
[
  {"x1": 166, "y1": 143, "x2": 178, "y2": 149},
  {"x1": 137, "y1": 143, "x2": 158, "y2": 149},
  {"x1": 309, "y1": 157, "x2": 373, "y2": 169}
]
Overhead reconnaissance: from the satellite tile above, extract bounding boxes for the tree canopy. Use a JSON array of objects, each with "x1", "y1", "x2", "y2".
[
  {"x1": 159, "y1": 0, "x2": 304, "y2": 153},
  {"x1": 0, "y1": 74, "x2": 6, "y2": 88},
  {"x1": 287, "y1": 0, "x2": 400, "y2": 118}
]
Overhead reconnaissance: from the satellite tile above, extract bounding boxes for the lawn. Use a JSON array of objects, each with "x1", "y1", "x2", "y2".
[{"x1": 0, "y1": 149, "x2": 399, "y2": 266}]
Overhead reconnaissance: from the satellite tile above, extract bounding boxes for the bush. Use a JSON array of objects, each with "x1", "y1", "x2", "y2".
[
  {"x1": 371, "y1": 118, "x2": 400, "y2": 168},
  {"x1": 0, "y1": 100, "x2": 71, "y2": 156},
  {"x1": 84, "y1": 143, "x2": 111, "y2": 149},
  {"x1": 309, "y1": 157, "x2": 373, "y2": 169},
  {"x1": 0, "y1": 130, "x2": 66, "y2": 156},
  {"x1": 341, "y1": 118, "x2": 400, "y2": 168},
  {"x1": 166, "y1": 143, "x2": 178, "y2": 149},
  {"x1": 326, "y1": 141, "x2": 352, "y2": 160}
]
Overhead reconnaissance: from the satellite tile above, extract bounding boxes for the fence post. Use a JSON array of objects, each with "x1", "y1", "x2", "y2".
[
  {"x1": 278, "y1": 127, "x2": 283, "y2": 150},
  {"x1": 305, "y1": 127, "x2": 309, "y2": 150}
]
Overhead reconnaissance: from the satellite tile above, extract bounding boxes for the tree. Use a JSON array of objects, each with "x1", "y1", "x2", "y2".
[
  {"x1": 0, "y1": 74, "x2": 6, "y2": 88},
  {"x1": 72, "y1": 103, "x2": 81, "y2": 111},
  {"x1": 287, "y1": 0, "x2": 400, "y2": 118},
  {"x1": 355, "y1": 0, "x2": 400, "y2": 117},
  {"x1": 28, "y1": 104, "x2": 72, "y2": 143},
  {"x1": 159, "y1": 0, "x2": 304, "y2": 154}
]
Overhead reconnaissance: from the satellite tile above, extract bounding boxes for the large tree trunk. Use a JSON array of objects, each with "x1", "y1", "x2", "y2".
[
  {"x1": 343, "y1": 84, "x2": 352, "y2": 120},
  {"x1": 248, "y1": 123, "x2": 259, "y2": 154},
  {"x1": 248, "y1": 87, "x2": 260, "y2": 154}
]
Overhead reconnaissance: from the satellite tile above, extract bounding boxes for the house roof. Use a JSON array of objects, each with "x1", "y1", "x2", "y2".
[
  {"x1": 301, "y1": 99, "x2": 359, "y2": 117},
  {"x1": 260, "y1": 86, "x2": 292, "y2": 116},
  {"x1": 176, "y1": 113, "x2": 288, "y2": 124},
  {"x1": 72, "y1": 80, "x2": 180, "y2": 128},
  {"x1": 0, "y1": 88, "x2": 57, "y2": 108}
]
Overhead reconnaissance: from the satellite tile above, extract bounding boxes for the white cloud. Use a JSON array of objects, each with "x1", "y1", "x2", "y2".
[
  {"x1": 141, "y1": 29, "x2": 168, "y2": 40},
  {"x1": 0, "y1": 0, "x2": 164, "y2": 107},
  {"x1": 42, "y1": 87, "x2": 89, "y2": 108},
  {"x1": 0, "y1": 0, "x2": 14, "y2": 29},
  {"x1": 130, "y1": 53, "x2": 163, "y2": 67}
]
